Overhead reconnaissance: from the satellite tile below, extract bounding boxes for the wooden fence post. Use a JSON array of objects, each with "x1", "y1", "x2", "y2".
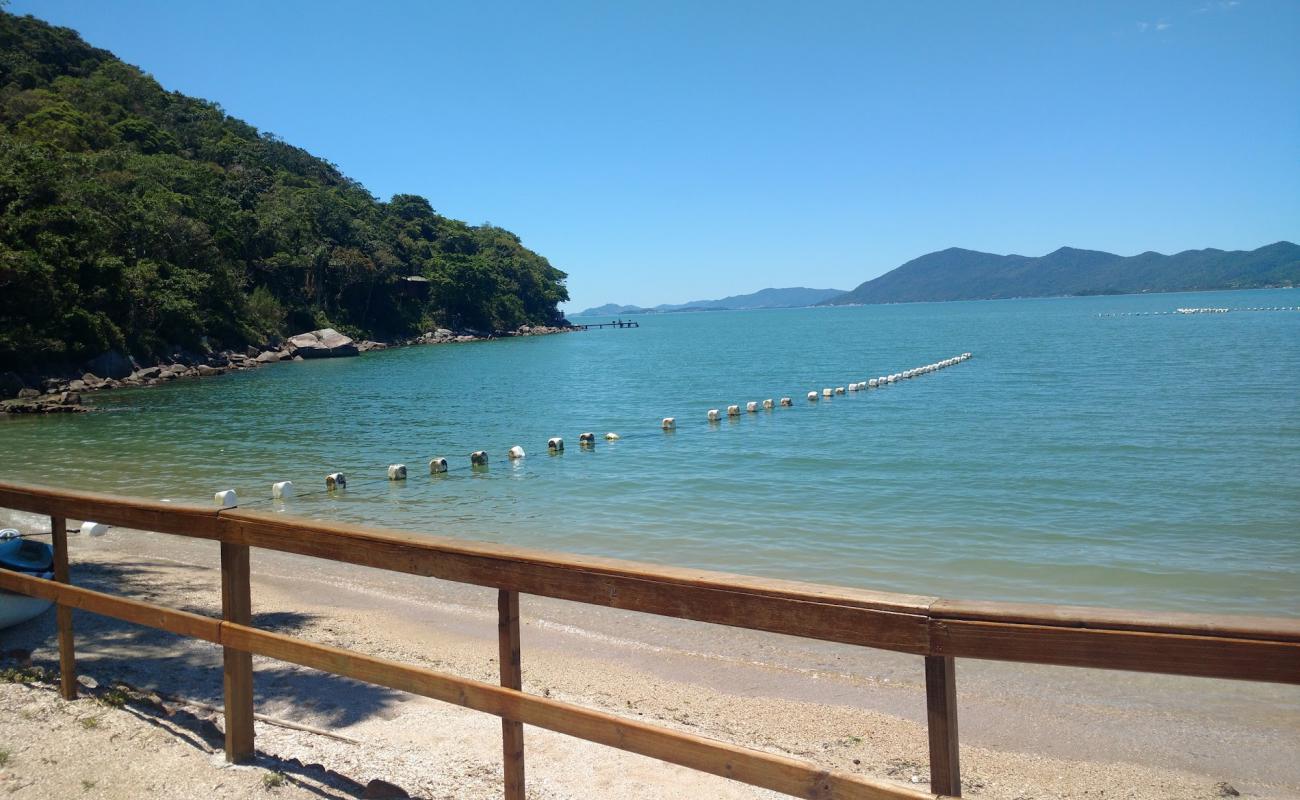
[
  {"x1": 498, "y1": 589, "x2": 525, "y2": 800},
  {"x1": 220, "y1": 542, "x2": 255, "y2": 763},
  {"x1": 924, "y1": 655, "x2": 961, "y2": 797},
  {"x1": 50, "y1": 515, "x2": 77, "y2": 700}
]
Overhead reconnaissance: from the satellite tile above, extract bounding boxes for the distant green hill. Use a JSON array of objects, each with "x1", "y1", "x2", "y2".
[
  {"x1": 823, "y1": 242, "x2": 1300, "y2": 305},
  {"x1": 576, "y1": 286, "x2": 845, "y2": 316},
  {"x1": 0, "y1": 11, "x2": 568, "y2": 372}
]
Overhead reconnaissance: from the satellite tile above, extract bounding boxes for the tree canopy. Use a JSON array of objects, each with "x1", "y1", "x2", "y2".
[{"x1": 0, "y1": 11, "x2": 568, "y2": 371}]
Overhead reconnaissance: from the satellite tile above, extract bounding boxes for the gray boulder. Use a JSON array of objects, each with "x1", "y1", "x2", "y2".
[
  {"x1": 254, "y1": 350, "x2": 283, "y2": 363},
  {"x1": 287, "y1": 328, "x2": 359, "y2": 358}
]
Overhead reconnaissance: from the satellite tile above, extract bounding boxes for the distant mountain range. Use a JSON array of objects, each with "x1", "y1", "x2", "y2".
[
  {"x1": 576, "y1": 242, "x2": 1299, "y2": 316},
  {"x1": 576, "y1": 287, "x2": 847, "y2": 316},
  {"x1": 821, "y1": 241, "x2": 1300, "y2": 305}
]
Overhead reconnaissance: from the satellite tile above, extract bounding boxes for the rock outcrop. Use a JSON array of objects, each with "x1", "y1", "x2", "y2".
[
  {"x1": 3, "y1": 324, "x2": 571, "y2": 414},
  {"x1": 287, "y1": 328, "x2": 359, "y2": 358}
]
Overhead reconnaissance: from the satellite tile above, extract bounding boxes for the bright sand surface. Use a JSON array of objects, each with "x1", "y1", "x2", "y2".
[{"x1": 1, "y1": 526, "x2": 1297, "y2": 799}]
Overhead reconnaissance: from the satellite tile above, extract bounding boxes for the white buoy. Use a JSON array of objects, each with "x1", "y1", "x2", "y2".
[
  {"x1": 822, "y1": 388, "x2": 833, "y2": 397},
  {"x1": 470, "y1": 451, "x2": 489, "y2": 466},
  {"x1": 834, "y1": 386, "x2": 845, "y2": 395},
  {"x1": 762, "y1": 398, "x2": 774, "y2": 409},
  {"x1": 604, "y1": 432, "x2": 620, "y2": 440},
  {"x1": 868, "y1": 379, "x2": 878, "y2": 388},
  {"x1": 272, "y1": 480, "x2": 294, "y2": 499},
  {"x1": 80, "y1": 521, "x2": 109, "y2": 538},
  {"x1": 848, "y1": 383, "x2": 860, "y2": 392},
  {"x1": 388, "y1": 464, "x2": 407, "y2": 480},
  {"x1": 429, "y1": 457, "x2": 448, "y2": 474},
  {"x1": 508, "y1": 446, "x2": 526, "y2": 459},
  {"x1": 727, "y1": 405, "x2": 740, "y2": 417},
  {"x1": 214, "y1": 489, "x2": 237, "y2": 508},
  {"x1": 579, "y1": 432, "x2": 596, "y2": 444},
  {"x1": 746, "y1": 401, "x2": 758, "y2": 413},
  {"x1": 807, "y1": 391, "x2": 818, "y2": 401},
  {"x1": 707, "y1": 408, "x2": 721, "y2": 421},
  {"x1": 661, "y1": 418, "x2": 675, "y2": 431},
  {"x1": 326, "y1": 472, "x2": 346, "y2": 489},
  {"x1": 780, "y1": 397, "x2": 793, "y2": 406},
  {"x1": 548, "y1": 436, "x2": 565, "y2": 450}
]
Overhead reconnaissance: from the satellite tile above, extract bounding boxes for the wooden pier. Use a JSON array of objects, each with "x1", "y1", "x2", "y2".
[{"x1": 575, "y1": 319, "x2": 640, "y2": 330}]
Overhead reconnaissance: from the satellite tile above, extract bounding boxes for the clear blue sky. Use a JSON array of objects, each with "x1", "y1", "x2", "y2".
[{"x1": 11, "y1": 0, "x2": 1300, "y2": 311}]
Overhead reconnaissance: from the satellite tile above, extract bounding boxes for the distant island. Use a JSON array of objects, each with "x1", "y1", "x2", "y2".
[
  {"x1": 575, "y1": 287, "x2": 847, "y2": 317},
  {"x1": 821, "y1": 242, "x2": 1300, "y2": 306},
  {"x1": 582, "y1": 242, "x2": 1299, "y2": 316}
]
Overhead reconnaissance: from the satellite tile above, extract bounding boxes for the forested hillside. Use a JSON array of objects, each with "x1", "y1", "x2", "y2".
[
  {"x1": 823, "y1": 242, "x2": 1300, "y2": 305},
  {"x1": 0, "y1": 11, "x2": 567, "y2": 372}
]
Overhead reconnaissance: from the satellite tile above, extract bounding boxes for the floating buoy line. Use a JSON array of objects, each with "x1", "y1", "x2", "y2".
[
  {"x1": 176, "y1": 352, "x2": 975, "y2": 516},
  {"x1": 1097, "y1": 306, "x2": 1299, "y2": 317}
]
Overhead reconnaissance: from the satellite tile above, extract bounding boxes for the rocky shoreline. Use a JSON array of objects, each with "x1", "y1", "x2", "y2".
[{"x1": 0, "y1": 324, "x2": 573, "y2": 415}]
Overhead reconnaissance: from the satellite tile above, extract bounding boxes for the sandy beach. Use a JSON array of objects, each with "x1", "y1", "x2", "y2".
[{"x1": 1, "y1": 522, "x2": 1297, "y2": 799}]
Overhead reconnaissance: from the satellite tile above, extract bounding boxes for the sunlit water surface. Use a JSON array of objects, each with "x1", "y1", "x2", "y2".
[{"x1": 2, "y1": 289, "x2": 1297, "y2": 615}]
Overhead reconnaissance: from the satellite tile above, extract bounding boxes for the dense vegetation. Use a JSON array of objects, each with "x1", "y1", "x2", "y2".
[
  {"x1": 0, "y1": 11, "x2": 567, "y2": 373},
  {"x1": 823, "y1": 242, "x2": 1300, "y2": 305}
]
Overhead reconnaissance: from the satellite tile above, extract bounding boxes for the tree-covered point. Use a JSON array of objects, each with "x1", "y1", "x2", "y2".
[{"x1": 0, "y1": 10, "x2": 568, "y2": 372}]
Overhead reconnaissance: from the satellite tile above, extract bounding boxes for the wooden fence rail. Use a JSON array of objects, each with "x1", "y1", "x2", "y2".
[{"x1": 1, "y1": 480, "x2": 1298, "y2": 800}]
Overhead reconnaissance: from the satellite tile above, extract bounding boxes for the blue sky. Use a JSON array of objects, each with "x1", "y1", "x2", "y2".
[{"x1": 11, "y1": 0, "x2": 1299, "y2": 311}]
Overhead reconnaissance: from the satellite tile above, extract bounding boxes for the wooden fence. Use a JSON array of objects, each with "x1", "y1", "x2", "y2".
[{"x1": 0, "y1": 480, "x2": 1297, "y2": 799}]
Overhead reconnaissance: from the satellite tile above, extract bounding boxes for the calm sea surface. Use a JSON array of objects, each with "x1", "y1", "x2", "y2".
[{"x1": 2, "y1": 289, "x2": 1297, "y2": 615}]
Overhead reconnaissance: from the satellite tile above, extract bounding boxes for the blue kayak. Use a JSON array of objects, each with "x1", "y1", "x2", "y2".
[
  {"x1": 0, "y1": 534, "x2": 54, "y2": 573},
  {"x1": 0, "y1": 529, "x2": 55, "y2": 628}
]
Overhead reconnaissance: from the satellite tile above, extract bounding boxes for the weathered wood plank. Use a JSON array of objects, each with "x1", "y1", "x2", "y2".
[
  {"x1": 929, "y1": 598, "x2": 1300, "y2": 643},
  {"x1": 0, "y1": 570, "x2": 223, "y2": 642},
  {"x1": 0, "y1": 571, "x2": 941, "y2": 799},
  {"x1": 50, "y1": 514, "x2": 76, "y2": 700},
  {"x1": 923, "y1": 657, "x2": 960, "y2": 797},
  {"x1": 4, "y1": 481, "x2": 1298, "y2": 686},
  {"x1": 216, "y1": 510, "x2": 932, "y2": 654},
  {"x1": 929, "y1": 619, "x2": 1300, "y2": 684},
  {"x1": 0, "y1": 481, "x2": 221, "y2": 539},
  {"x1": 499, "y1": 590, "x2": 525, "y2": 800},
  {"x1": 220, "y1": 542, "x2": 255, "y2": 763},
  {"x1": 218, "y1": 623, "x2": 936, "y2": 800}
]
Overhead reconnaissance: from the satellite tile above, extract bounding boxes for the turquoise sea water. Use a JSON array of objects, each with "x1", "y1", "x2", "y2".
[{"x1": 2, "y1": 288, "x2": 1297, "y2": 616}]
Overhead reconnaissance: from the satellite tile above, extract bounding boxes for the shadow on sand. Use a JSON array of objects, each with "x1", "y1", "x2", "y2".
[{"x1": 1, "y1": 558, "x2": 416, "y2": 799}]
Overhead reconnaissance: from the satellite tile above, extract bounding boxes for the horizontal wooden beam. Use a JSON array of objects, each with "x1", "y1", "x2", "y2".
[
  {"x1": 0, "y1": 570, "x2": 936, "y2": 800},
  {"x1": 215, "y1": 508, "x2": 933, "y2": 654},
  {"x1": 221, "y1": 623, "x2": 936, "y2": 800},
  {"x1": 929, "y1": 618, "x2": 1300, "y2": 684},
  {"x1": 2, "y1": 480, "x2": 1298, "y2": 683},
  {"x1": 929, "y1": 599, "x2": 1300, "y2": 644},
  {"x1": 0, "y1": 568, "x2": 223, "y2": 643},
  {"x1": 0, "y1": 482, "x2": 220, "y2": 539}
]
